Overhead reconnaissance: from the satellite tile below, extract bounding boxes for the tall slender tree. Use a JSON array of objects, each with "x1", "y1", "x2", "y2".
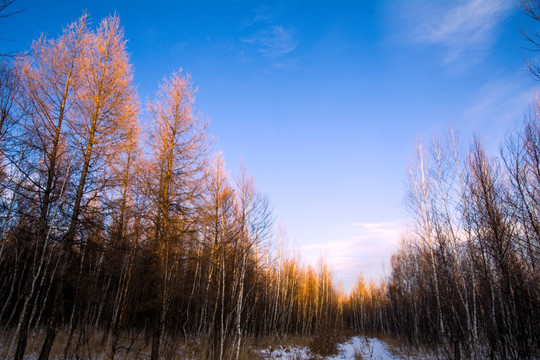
[
  {"x1": 145, "y1": 69, "x2": 206, "y2": 360},
  {"x1": 38, "y1": 15, "x2": 138, "y2": 360},
  {"x1": 9, "y1": 16, "x2": 90, "y2": 360}
]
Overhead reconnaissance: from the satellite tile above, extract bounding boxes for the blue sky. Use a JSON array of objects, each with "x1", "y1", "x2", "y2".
[{"x1": 2, "y1": 0, "x2": 538, "y2": 291}]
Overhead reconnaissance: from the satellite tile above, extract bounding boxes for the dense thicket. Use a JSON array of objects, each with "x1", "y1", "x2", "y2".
[{"x1": 0, "y1": 14, "x2": 343, "y2": 360}]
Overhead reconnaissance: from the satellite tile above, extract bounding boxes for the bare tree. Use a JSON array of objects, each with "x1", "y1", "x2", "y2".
[
  {"x1": 8, "y1": 16, "x2": 89, "y2": 360},
  {"x1": 406, "y1": 141, "x2": 445, "y2": 340},
  {"x1": 145, "y1": 69, "x2": 206, "y2": 360},
  {"x1": 232, "y1": 164, "x2": 272, "y2": 358},
  {"x1": 520, "y1": 0, "x2": 540, "y2": 79},
  {"x1": 0, "y1": 0, "x2": 22, "y2": 58},
  {"x1": 38, "y1": 14, "x2": 138, "y2": 360}
]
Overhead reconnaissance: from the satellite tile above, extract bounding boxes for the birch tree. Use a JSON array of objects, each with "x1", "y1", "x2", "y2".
[
  {"x1": 407, "y1": 142, "x2": 445, "y2": 340},
  {"x1": 232, "y1": 165, "x2": 272, "y2": 358}
]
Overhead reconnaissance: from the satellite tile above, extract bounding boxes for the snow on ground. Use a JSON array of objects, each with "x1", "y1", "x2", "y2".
[
  {"x1": 259, "y1": 336, "x2": 403, "y2": 359},
  {"x1": 331, "y1": 337, "x2": 402, "y2": 360},
  {"x1": 259, "y1": 344, "x2": 311, "y2": 359}
]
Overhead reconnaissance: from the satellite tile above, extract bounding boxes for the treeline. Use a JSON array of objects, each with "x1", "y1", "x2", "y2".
[
  {"x1": 0, "y1": 14, "x2": 345, "y2": 360},
  {"x1": 344, "y1": 122, "x2": 540, "y2": 359}
]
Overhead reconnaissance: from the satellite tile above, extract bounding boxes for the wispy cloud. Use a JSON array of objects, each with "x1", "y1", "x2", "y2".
[
  {"x1": 301, "y1": 220, "x2": 404, "y2": 291},
  {"x1": 405, "y1": 0, "x2": 512, "y2": 64},
  {"x1": 463, "y1": 75, "x2": 536, "y2": 144},
  {"x1": 241, "y1": 25, "x2": 296, "y2": 58},
  {"x1": 242, "y1": 6, "x2": 273, "y2": 29},
  {"x1": 239, "y1": 7, "x2": 297, "y2": 61}
]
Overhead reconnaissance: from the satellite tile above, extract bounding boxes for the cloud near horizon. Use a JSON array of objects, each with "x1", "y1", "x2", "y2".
[{"x1": 301, "y1": 220, "x2": 404, "y2": 291}]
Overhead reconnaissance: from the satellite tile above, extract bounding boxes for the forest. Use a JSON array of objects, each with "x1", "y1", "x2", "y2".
[{"x1": 0, "y1": 1, "x2": 540, "y2": 359}]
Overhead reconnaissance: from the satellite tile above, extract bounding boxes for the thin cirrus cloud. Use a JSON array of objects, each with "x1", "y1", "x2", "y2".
[
  {"x1": 463, "y1": 75, "x2": 536, "y2": 145},
  {"x1": 241, "y1": 25, "x2": 297, "y2": 58},
  {"x1": 239, "y1": 7, "x2": 297, "y2": 60},
  {"x1": 405, "y1": 0, "x2": 512, "y2": 64}
]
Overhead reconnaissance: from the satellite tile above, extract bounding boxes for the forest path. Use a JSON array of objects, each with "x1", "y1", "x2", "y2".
[{"x1": 260, "y1": 336, "x2": 408, "y2": 359}]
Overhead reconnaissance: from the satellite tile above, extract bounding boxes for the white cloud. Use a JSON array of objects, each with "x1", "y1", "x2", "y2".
[
  {"x1": 241, "y1": 25, "x2": 297, "y2": 58},
  {"x1": 301, "y1": 220, "x2": 405, "y2": 291},
  {"x1": 405, "y1": 0, "x2": 512, "y2": 64},
  {"x1": 240, "y1": 7, "x2": 297, "y2": 60}
]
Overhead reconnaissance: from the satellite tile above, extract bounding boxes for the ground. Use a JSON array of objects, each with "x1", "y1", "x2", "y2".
[{"x1": 258, "y1": 336, "x2": 409, "y2": 359}]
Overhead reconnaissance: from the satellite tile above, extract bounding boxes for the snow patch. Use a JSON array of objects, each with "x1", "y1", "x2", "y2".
[
  {"x1": 330, "y1": 337, "x2": 402, "y2": 359},
  {"x1": 259, "y1": 336, "x2": 404, "y2": 359},
  {"x1": 259, "y1": 344, "x2": 311, "y2": 359}
]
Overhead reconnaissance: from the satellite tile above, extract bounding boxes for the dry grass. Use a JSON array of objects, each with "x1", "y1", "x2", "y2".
[
  {"x1": 1, "y1": 329, "x2": 100, "y2": 359},
  {"x1": 2, "y1": 329, "x2": 357, "y2": 359},
  {"x1": 1, "y1": 329, "x2": 160, "y2": 359},
  {"x1": 373, "y1": 333, "x2": 429, "y2": 360},
  {"x1": 308, "y1": 332, "x2": 339, "y2": 356},
  {"x1": 249, "y1": 334, "x2": 312, "y2": 349},
  {"x1": 1, "y1": 330, "x2": 265, "y2": 359},
  {"x1": 353, "y1": 347, "x2": 364, "y2": 360},
  {"x1": 308, "y1": 323, "x2": 349, "y2": 357}
]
